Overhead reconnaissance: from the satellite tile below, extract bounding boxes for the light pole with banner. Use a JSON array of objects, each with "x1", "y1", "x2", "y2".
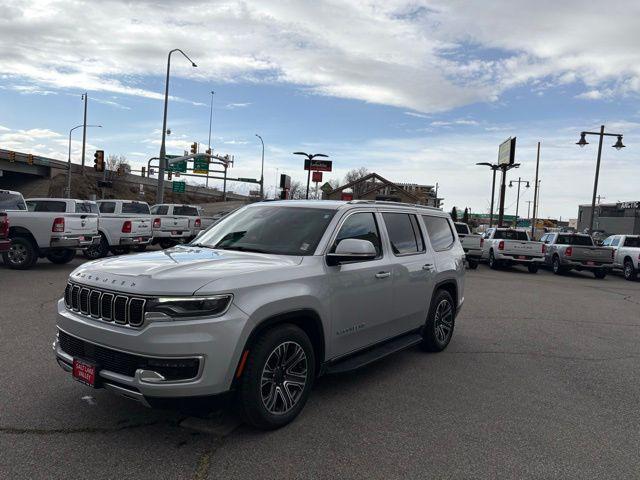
[
  {"x1": 156, "y1": 49, "x2": 198, "y2": 204},
  {"x1": 575, "y1": 125, "x2": 625, "y2": 233},
  {"x1": 293, "y1": 152, "x2": 331, "y2": 199}
]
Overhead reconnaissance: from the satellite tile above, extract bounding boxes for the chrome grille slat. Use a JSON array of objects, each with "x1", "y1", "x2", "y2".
[{"x1": 65, "y1": 282, "x2": 145, "y2": 328}]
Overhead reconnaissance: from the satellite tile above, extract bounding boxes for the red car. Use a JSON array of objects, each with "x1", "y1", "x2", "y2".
[{"x1": 0, "y1": 212, "x2": 10, "y2": 253}]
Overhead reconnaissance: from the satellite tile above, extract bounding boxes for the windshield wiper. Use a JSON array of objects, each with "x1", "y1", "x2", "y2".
[
  {"x1": 214, "y1": 245, "x2": 271, "y2": 254},
  {"x1": 190, "y1": 243, "x2": 216, "y2": 249}
]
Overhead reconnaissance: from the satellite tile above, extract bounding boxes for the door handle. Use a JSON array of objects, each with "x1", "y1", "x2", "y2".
[
  {"x1": 375, "y1": 271, "x2": 391, "y2": 279},
  {"x1": 422, "y1": 263, "x2": 435, "y2": 271}
]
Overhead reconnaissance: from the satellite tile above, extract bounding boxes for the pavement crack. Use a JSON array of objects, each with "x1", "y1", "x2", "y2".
[
  {"x1": 193, "y1": 438, "x2": 223, "y2": 480},
  {"x1": 0, "y1": 420, "x2": 159, "y2": 435}
]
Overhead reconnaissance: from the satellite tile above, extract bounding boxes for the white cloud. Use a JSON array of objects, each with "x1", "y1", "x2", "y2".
[{"x1": 225, "y1": 103, "x2": 252, "y2": 110}]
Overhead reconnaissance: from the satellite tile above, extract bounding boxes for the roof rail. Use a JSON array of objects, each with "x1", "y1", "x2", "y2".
[{"x1": 346, "y1": 200, "x2": 442, "y2": 211}]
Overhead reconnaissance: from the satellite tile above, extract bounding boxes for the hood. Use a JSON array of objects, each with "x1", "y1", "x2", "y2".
[{"x1": 69, "y1": 245, "x2": 303, "y2": 295}]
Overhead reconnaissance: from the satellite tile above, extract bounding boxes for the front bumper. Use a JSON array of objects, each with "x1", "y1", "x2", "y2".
[
  {"x1": 51, "y1": 235, "x2": 101, "y2": 249},
  {"x1": 54, "y1": 298, "x2": 250, "y2": 403},
  {"x1": 119, "y1": 236, "x2": 152, "y2": 246}
]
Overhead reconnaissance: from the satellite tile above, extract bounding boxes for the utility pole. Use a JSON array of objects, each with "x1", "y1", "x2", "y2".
[
  {"x1": 509, "y1": 177, "x2": 530, "y2": 226},
  {"x1": 206, "y1": 90, "x2": 214, "y2": 189},
  {"x1": 526, "y1": 200, "x2": 533, "y2": 220},
  {"x1": 80, "y1": 93, "x2": 88, "y2": 168},
  {"x1": 531, "y1": 142, "x2": 541, "y2": 239}
]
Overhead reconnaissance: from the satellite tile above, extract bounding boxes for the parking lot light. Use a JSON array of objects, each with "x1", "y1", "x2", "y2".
[
  {"x1": 576, "y1": 133, "x2": 589, "y2": 147},
  {"x1": 613, "y1": 135, "x2": 626, "y2": 150}
]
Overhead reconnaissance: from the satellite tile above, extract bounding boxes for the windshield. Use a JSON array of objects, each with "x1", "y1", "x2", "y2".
[
  {"x1": 174, "y1": 205, "x2": 199, "y2": 216},
  {"x1": 556, "y1": 234, "x2": 593, "y2": 246},
  {"x1": 494, "y1": 230, "x2": 529, "y2": 241},
  {"x1": 194, "y1": 206, "x2": 336, "y2": 255},
  {"x1": 122, "y1": 202, "x2": 150, "y2": 215},
  {"x1": 0, "y1": 191, "x2": 27, "y2": 211}
]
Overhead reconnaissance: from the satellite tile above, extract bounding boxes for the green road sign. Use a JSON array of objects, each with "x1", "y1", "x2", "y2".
[
  {"x1": 320, "y1": 182, "x2": 333, "y2": 193},
  {"x1": 166, "y1": 155, "x2": 187, "y2": 173},
  {"x1": 193, "y1": 157, "x2": 210, "y2": 174},
  {"x1": 238, "y1": 177, "x2": 258, "y2": 183},
  {"x1": 172, "y1": 181, "x2": 186, "y2": 193}
]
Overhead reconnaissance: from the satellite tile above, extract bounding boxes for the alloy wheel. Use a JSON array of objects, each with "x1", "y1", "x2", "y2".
[
  {"x1": 624, "y1": 262, "x2": 634, "y2": 280},
  {"x1": 434, "y1": 298, "x2": 454, "y2": 344},
  {"x1": 261, "y1": 341, "x2": 308, "y2": 415},
  {"x1": 8, "y1": 244, "x2": 27, "y2": 265}
]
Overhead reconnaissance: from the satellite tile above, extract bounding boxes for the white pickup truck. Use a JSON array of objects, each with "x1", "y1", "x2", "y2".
[
  {"x1": 603, "y1": 234, "x2": 640, "y2": 281},
  {"x1": 0, "y1": 191, "x2": 99, "y2": 269},
  {"x1": 454, "y1": 222, "x2": 481, "y2": 269},
  {"x1": 83, "y1": 200, "x2": 153, "y2": 259},
  {"x1": 481, "y1": 227, "x2": 544, "y2": 273},
  {"x1": 150, "y1": 204, "x2": 199, "y2": 248},
  {"x1": 541, "y1": 232, "x2": 613, "y2": 279}
]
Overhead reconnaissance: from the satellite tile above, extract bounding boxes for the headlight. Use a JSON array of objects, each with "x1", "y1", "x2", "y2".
[{"x1": 146, "y1": 294, "x2": 233, "y2": 319}]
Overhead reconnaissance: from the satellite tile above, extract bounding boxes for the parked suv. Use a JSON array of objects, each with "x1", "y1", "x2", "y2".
[{"x1": 54, "y1": 200, "x2": 465, "y2": 429}]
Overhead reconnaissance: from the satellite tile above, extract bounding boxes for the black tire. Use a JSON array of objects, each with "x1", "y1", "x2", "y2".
[
  {"x1": 84, "y1": 235, "x2": 109, "y2": 260},
  {"x1": 3, "y1": 237, "x2": 38, "y2": 270},
  {"x1": 46, "y1": 249, "x2": 76, "y2": 264},
  {"x1": 467, "y1": 259, "x2": 479, "y2": 270},
  {"x1": 594, "y1": 268, "x2": 607, "y2": 279},
  {"x1": 527, "y1": 263, "x2": 539, "y2": 274},
  {"x1": 488, "y1": 250, "x2": 499, "y2": 270},
  {"x1": 236, "y1": 324, "x2": 315, "y2": 430},
  {"x1": 552, "y1": 255, "x2": 564, "y2": 275},
  {"x1": 159, "y1": 239, "x2": 175, "y2": 249},
  {"x1": 110, "y1": 246, "x2": 131, "y2": 256},
  {"x1": 421, "y1": 289, "x2": 455, "y2": 352},
  {"x1": 623, "y1": 259, "x2": 637, "y2": 281},
  {"x1": 132, "y1": 245, "x2": 147, "y2": 253}
]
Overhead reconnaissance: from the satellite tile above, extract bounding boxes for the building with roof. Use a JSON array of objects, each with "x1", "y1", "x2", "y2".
[{"x1": 577, "y1": 201, "x2": 640, "y2": 235}]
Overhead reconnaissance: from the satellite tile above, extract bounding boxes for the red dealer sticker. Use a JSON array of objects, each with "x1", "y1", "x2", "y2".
[{"x1": 72, "y1": 358, "x2": 98, "y2": 387}]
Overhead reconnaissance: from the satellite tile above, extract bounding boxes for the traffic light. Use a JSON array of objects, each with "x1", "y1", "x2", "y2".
[
  {"x1": 117, "y1": 166, "x2": 123, "y2": 176},
  {"x1": 141, "y1": 166, "x2": 146, "y2": 177},
  {"x1": 168, "y1": 171, "x2": 173, "y2": 181},
  {"x1": 190, "y1": 142, "x2": 198, "y2": 154},
  {"x1": 205, "y1": 148, "x2": 212, "y2": 155},
  {"x1": 8, "y1": 151, "x2": 15, "y2": 162},
  {"x1": 93, "y1": 150, "x2": 105, "y2": 172},
  {"x1": 27, "y1": 154, "x2": 34, "y2": 165}
]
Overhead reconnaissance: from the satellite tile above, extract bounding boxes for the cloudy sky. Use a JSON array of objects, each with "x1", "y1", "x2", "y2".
[{"x1": 1, "y1": 0, "x2": 639, "y2": 218}]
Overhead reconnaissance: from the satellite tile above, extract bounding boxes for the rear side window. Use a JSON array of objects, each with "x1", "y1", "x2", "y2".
[
  {"x1": 454, "y1": 223, "x2": 470, "y2": 235},
  {"x1": 422, "y1": 215, "x2": 455, "y2": 251},
  {"x1": 75, "y1": 202, "x2": 98, "y2": 214},
  {"x1": 150, "y1": 205, "x2": 169, "y2": 215},
  {"x1": 556, "y1": 235, "x2": 593, "y2": 246},
  {"x1": 333, "y1": 212, "x2": 382, "y2": 257},
  {"x1": 27, "y1": 200, "x2": 66, "y2": 212},
  {"x1": 122, "y1": 202, "x2": 150, "y2": 215},
  {"x1": 494, "y1": 230, "x2": 529, "y2": 241},
  {"x1": 98, "y1": 202, "x2": 115, "y2": 214},
  {"x1": 382, "y1": 213, "x2": 424, "y2": 255},
  {"x1": 174, "y1": 206, "x2": 198, "y2": 216},
  {"x1": 610, "y1": 237, "x2": 620, "y2": 247},
  {"x1": 624, "y1": 237, "x2": 640, "y2": 248},
  {"x1": 0, "y1": 191, "x2": 26, "y2": 210}
]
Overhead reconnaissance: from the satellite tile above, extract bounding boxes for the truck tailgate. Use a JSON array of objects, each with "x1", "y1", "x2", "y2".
[
  {"x1": 504, "y1": 241, "x2": 543, "y2": 257},
  {"x1": 64, "y1": 214, "x2": 98, "y2": 234},
  {"x1": 156, "y1": 216, "x2": 189, "y2": 232},
  {"x1": 570, "y1": 246, "x2": 613, "y2": 264},
  {"x1": 130, "y1": 217, "x2": 152, "y2": 235}
]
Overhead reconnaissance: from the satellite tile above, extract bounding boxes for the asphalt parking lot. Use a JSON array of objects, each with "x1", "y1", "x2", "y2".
[{"x1": 1, "y1": 256, "x2": 639, "y2": 479}]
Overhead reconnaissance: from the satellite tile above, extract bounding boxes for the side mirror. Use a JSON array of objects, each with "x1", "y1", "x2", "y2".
[{"x1": 327, "y1": 239, "x2": 377, "y2": 266}]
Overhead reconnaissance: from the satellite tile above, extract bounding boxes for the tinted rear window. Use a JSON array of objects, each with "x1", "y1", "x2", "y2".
[
  {"x1": 151, "y1": 205, "x2": 169, "y2": 215},
  {"x1": 75, "y1": 202, "x2": 98, "y2": 214},
  {"x1": 27, "y1": 200, "x2": 66, "y2": 212},
  {"x1": 454, "y1": 223, "x2": 470, "y2": 235},
  {"x1": 556, "y1": 235, "x2": 593, "y2": 246},
  {"x1": 623, "y1": 237, "x2": 640, "y2": 247},
  {"x1": 0, "y1": 192, "x2": 26, "y2": 210},
  {"x1": 494, "y1": 230, "x2": 529, "y2": 241},
  {"x1": 382, "y1": 213, "x2": 424, "y2": 255},
  {"x1": 423, "y1": 215, "x2": 455, "y2": 251},
  {"x1": 174, "y1": 206, "x2": 198, "y2": 216},
  {"x1": 122, "y1": 202, "x2": 150, "y2": 215}
]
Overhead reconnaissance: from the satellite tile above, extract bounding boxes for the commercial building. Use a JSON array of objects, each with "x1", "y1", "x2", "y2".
[
  {"x1": 577, "y1": 201, "x2": 640, "y2": 235},
  {"x1": 323, "y1": 173, "x2": 442, "y2": 207}
]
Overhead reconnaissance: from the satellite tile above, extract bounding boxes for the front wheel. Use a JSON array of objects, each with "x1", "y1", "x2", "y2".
[
  {"x1": 467, "y1": 259, "x2": 479, "y2": 270},
  {"x1": 594, "y1": 269, "x2": 607, "y2": 279},
  {"x1": 237, "y1": 324, "x2": 315, "y2": 430},
  {"x1": 46, "y1": 249, "x2": 76, "y2": 264},
  {"x1": 527, "y1": 263, "x2": 539, "y2": 274},
  {"x1": 3, "y1": 237, "x2": 38, "y2": 270},
  {"x1": 624, "y1": 260, "x2": 637, "y2": 281},
  {"x1": 421, "y1": 289, "x2": 455, "y2": 352}
]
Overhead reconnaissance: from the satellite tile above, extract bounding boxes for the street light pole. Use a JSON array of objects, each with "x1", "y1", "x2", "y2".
[
  {"x1": 476, "y1": 162, "x2": 500, "y2": 227},
  {"x1": 80, "y1": 93, "x2": 88, "y2": 167},
  {"x1": 66, "y1": 124, "x2": 102, "y2": 198},
  {"x1": 509, "y1": 177, "x2": 530, "y2": 226},
  {"x1": 156, "y1": 49, "x2": 197, "y2": 204},
  {"x1": 256, "y1": 134, "x2": 264, "y2": 199},
  {"x1": 293, "y1": 152, "x2": 329, "y2": 199},
  {"x1": 206, "y1": 90, "x2": 214, "y2": 189},
  {"x1": 576, "y1": 125, "x2": 625, "y2": 233}
]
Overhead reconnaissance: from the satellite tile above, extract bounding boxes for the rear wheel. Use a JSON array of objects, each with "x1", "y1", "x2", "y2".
[
  {"x1": 84, "y1": 234, "x2": 109, "y2": 260},
  {"x1": 527, "y1": 263, "x2": 539, "y2": 274},
  {"x1": 467, "y1": 259, "x2": 479, "y2": 270},
  {"x1": 594, "y1": 268, "x2": 607, "y2": 279},
  {"x1": 132, "y1": 245, "x2": 147, "y2": 253},
  {"x1": 421, "y1": 289, "x2": 455, "y2": 352},
  {"x1": 46, "y1": 249, "x2": 75, "y2": 264},
  {"x1": 3, "y1": 237, "x2": 38, "y2": 270},
  {"x1": 623, "y1": 259, "x2": 637, "y2": 281},
  {"x1": 159, "y1": 239, "x2": 175, "y2": 249},
  {"x1": 110, "y1": 246, "x2": 131, "y2": 256},
  {"x1": 488, "y1": 250, "x2": 499, "y2": 269},
  {"x1": 237, "y1": 324, "x2": 315, "y2": 430},
  {"x1": 552, "y1": 255, "x2": 564, "y2": 275}
]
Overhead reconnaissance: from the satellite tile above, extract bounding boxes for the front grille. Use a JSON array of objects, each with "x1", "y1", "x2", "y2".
[
  {"x1": 58, "y1": 330, "x2": 200, "y2": 380},
  {"x1": 65, "y1": 282, "x2": 145, "y2": 327}
]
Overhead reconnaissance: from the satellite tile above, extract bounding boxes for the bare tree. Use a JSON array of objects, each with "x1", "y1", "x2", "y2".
[
  {"x1": 344, "y1": 167, "x2": 370, "y2": 196},
  {"x1": 288, "y1": 180, "x2": 305, "y2": 200}
]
